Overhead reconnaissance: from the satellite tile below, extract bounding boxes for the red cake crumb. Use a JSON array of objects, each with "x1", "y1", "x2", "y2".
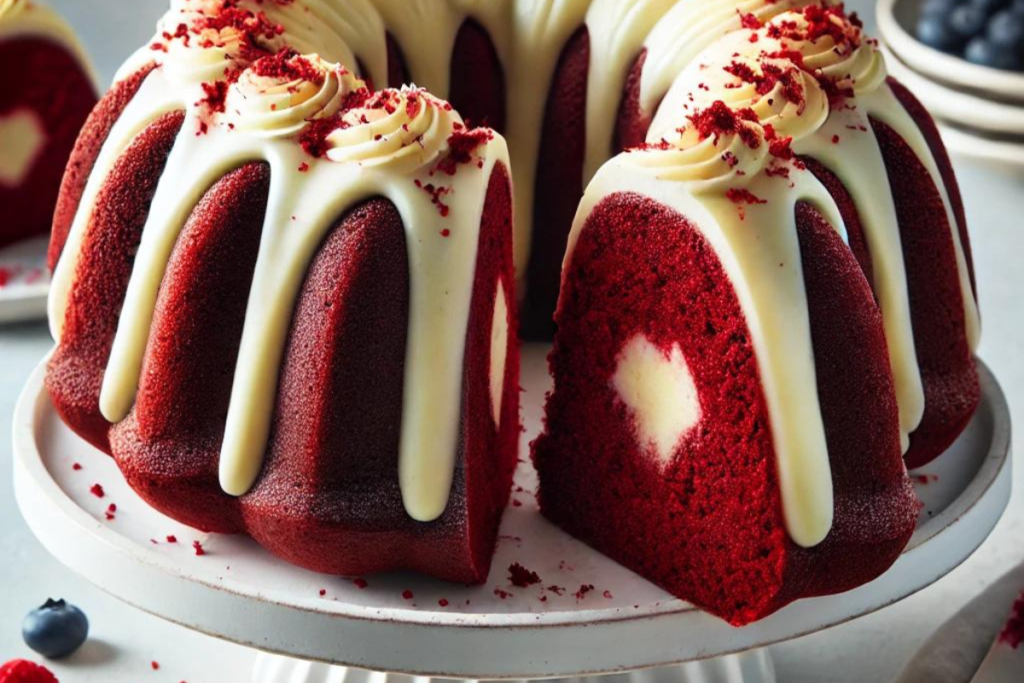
[
  {"x1": 438, "y1": 599, "x2": 449, "y2": 607},
  {"x1": 198, "y1": 79, "x2": 231, "y2": 117},
  {"x1": 319, "y1": 589, "x2": 326, "y2": 597},
  {"x1": 105, "y1": 503, "x2": 117, "y2": 521},
  {"x1": 151, "y1": 661, "x2": 160, "y2": 670},
  {"x1": 512, "y1": 499, "x2": 522, "y2": 507},
  {"x1": 298, "y1": 162, "x2": 309, "y2": 173},
  {"x1": 508, "y1": 563, "x2": 541, "y2": 588},
  {"x1": 493, "y1": 588, "x2": 513, "y2": 600},
  {"x1": 1000, "y1": 591, "x2": 1024, "y2": 649},
  {"x1": 89, "y1": 484, "x2": 105, "y2": 498},
  {"x1": 413, "y1": 179, "x2": 452, "y2": 217},
  {"x1": 434, "y1": 128, "x2": 494, "y2": 176},
  {"x1": 250, "y1": 50, "x2": 324, "y2": 84},
  {"x1": 547, "y1": 585, "x2": 566, "y2": 596},
  {"x1": 687, "y1": 101, "x2": 761, "y2": 149},
  {"x1": 574, "y1": 584, "x2": 595, "y2": 601},
  {"x1": 167, "y1": 535, "x2": 178, "y2": 544},
  {"x1": 353, "y1": 578, "x2": 368, "y2": 589},
  {"x1": 192, "y1": 541, "x2": 205, "y2": 556},
  {"x1": 402, "y1": 590, "x2": 414, "y2": 600},
  {"x1": 738, "y1": 12, "x2": 763, "y2": 30},
  {"x1": 912, "y1": 474, "x2": 939, "y2": 485},
  {"x1": 72, "y1": 463, "x2": 82, "y2": 471},
  {"x1": 832, "y1": 135, "x2": 841, "y2": 144},
  {"x1": 603, "y1": 590, "x2": 614, "y2": 599},
  {"x1": 440, "y1": 229, "x2": 451, "y2": 237}
]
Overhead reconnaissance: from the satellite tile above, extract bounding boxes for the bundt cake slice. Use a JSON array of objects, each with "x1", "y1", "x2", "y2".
[
  {"x1": 0, "y1": 0, "x2": 96, "y2": 250},
  {"x1": 645, "y1": 4, "x2": 980, "y2": 467},
  {"x1": 45, "y1": 6, "x2": 518, "y2": 584},
  {"x1": 534, "y1": 6, "x2": 971, "y2": 624}
]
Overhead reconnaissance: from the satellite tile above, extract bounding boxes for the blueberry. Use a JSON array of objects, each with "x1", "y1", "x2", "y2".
[
  {"x1": 965, "y1": 36, "x2": 1024, "y2": 68},
  {"x1": 922, "y1": 0, "x2": 963, "y2": 14},
  {"x1": 918, "y1": 14, "x2": 966, "y2": 51},
  {"x1": 970, "y1": 0, "x2": 1007, "y2": 14},
  {"x1": 950, "y1": 6, "x2": 991, "y2": 39},
  {"x1": 22, "y1": 599, "x2": 89, "y2": 659},
  {"x1": 987, "y1": 9, "x2": 1024, "y2": 45}
]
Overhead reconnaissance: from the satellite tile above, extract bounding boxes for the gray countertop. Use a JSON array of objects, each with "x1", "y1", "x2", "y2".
[{"x1": 2, "y1": 1, "x2": 1021, "y2": 681}]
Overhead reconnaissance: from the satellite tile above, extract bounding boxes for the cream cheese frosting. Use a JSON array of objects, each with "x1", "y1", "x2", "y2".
[
  {"x1": 50, "y1": 0, "x2": 980, "y2": 540},
  {"x1": 51, "y1": 35, "x2": 510, "y2": 522}
]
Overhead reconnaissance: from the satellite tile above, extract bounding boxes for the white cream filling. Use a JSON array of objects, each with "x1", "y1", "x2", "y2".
[
  {"x1": 490, "y1": 280, "x2": 510, "y2": 427},
  {"x1": 0, "y1": 108, "x2": 45, "y2": 186},
  {"x1": 612, "y1": 335, "x2": 701, "y2": 467}
]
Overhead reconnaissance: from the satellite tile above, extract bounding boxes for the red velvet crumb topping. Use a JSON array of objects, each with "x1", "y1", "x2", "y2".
[
  {"x1": 508, "y1": 563, "x2": 541, "y2": 588},
  {"x1": 688, "y1": 101, "x2": 762, "y2": 149},
  {"x1": 89, "y1": 484, "x2": 105, "y2": 499},
  {"x1": 1001, "y1": 591, "x2": 1024, "y2": 649}
]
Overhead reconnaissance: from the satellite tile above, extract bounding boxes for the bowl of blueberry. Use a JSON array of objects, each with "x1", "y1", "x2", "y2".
[
  {"x1": 878, "y1": 0, "x2": 1024, "y2": 166},
  {"x1": 879, "y1": 0, "x2": 1024, "y2": 96}
]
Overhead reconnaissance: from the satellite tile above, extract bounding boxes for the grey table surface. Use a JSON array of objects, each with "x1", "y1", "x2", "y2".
[{"x1": 2, "y1": 1, "x2": 1022, "y2": 681}]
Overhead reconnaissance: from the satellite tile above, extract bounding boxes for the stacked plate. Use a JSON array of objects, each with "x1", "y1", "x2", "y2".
[{"x1": 878, "y1": 0, "x2": 1024, "y2": 169}]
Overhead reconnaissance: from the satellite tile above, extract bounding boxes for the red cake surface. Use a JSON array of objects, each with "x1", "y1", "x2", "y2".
[
  {"x1": 0, "y1": 36, "x2": 95, "y2": 250},
  {"x1": 534, "y1": 192, "x2": 918, "y2": 625},
  {"x1": 870, "y1": 111, "x2": 979, "y2": 469},
  {"x1": 521, "y1": 26, "x2": 590, "y2": 340},
  {"x1": 46, "y1": 59, "x2": 518, "y2": 579}
]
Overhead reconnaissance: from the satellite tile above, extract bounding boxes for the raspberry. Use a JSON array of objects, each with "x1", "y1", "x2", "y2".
[{"x1": 0, "y1": 660, "x2": 59, "y2": 683}]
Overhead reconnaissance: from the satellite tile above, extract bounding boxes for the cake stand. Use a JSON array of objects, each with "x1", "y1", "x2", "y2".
[
  {"x1": 12, "y1": 348, "x2": 1013, "y2": 683},
  {"x1": 0, "y1": 236, "x2": 50, "y2": 324}
]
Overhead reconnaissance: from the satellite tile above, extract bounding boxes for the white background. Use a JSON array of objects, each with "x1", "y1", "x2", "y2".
[{"x1": 1, "y1": 0, "x2": 1022, "y2": 681}]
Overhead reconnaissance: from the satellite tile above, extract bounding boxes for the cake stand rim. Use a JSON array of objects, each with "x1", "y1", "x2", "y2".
[{"x1": 12, "y1": 356, "x2": 1012, "y2": 678}]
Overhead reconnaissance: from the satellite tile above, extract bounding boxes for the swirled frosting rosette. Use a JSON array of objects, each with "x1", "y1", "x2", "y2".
[
  {"x1": 0, "y1": 0, "x2": 27, "y2": 21},
  {"x1": 159, "y1": 0, "x2": 288, "y2": 84},
  {"x1": 225, "y1": 52, "x2": 362, "y2": 138},
  {"x1": 699, "y1": 53, "x2": 830, "y2": 144},
  {"x1": 324, "y1": 86, "x2": 461, "y2": 174},
  {"x1": 763, "y1": 8, "x2": 886, "y2": 96},
  {"x1": 626, "y1": 101, "x2": 770, "y2": 192}
]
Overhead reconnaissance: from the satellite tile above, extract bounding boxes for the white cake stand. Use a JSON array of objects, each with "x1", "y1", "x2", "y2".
[
  {"x1": 0, "y1": 236, "x2": 50, "y2": 324},
  {"x1": 12, "y1": 348, "x2": 1013, "y2": 683}
]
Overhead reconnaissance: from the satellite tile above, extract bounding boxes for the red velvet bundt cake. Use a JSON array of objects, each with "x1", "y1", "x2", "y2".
[
  {"x1": 46, "y1": 11, "x2": 519, "y2": 582},
  {"x1": 46, "y1": 0, "x2": 979, "y2": 615},
  {"x1": 534, "y1": 5, "x2": 980, "y2": 624},
  {"x1": 0, "y1": 0, "x2": 96, "y2": 250}
]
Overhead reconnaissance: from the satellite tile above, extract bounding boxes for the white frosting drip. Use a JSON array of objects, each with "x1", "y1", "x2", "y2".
[
  {"x1": 573, "y1": 150, "x2": 844, "y2": 548},
  {"x1": 52, "y1": 43, "x2": 510, "y2": 522},
  {"x1": 50, "y1": 0, "x2": 980, "y2": 543}
]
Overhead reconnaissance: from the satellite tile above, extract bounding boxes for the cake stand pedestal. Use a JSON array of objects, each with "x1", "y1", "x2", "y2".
[{"x1": 12, "y1": 349, "x2": 1012, "y2": 683}]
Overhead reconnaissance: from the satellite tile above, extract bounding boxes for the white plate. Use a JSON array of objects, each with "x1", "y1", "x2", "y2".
[
  {"x1": 878, "y1": 0, "x2": 1024, "y2": 105},
  {"x1": 12, "y1": 349, "x2": 1013, "y2": 679},
  {"x1": 938, "y1": 124, "x2": 1024, "y2": 171},
  {"x1": 894, "y1": 563, "x2": 1024, "y2": 683},
  {"x1": 0, "y1": 236, "x2": 50, "y2": 324}
]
